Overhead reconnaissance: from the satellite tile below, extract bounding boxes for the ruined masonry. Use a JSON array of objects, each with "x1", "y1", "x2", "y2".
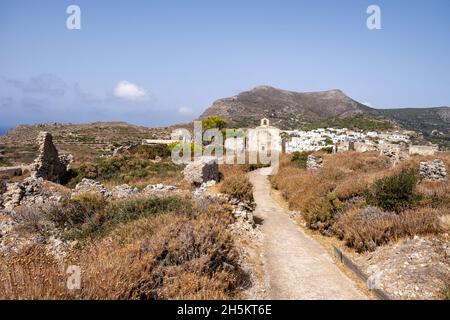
[{"x1": 30, "y1": 132, "x2": 72, "y2": 183}]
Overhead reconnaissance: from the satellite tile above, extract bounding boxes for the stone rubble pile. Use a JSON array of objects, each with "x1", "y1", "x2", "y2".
[
  {"x1": 359, "y1": 236, "x2": 450, "y2": 300},
  {"x1": 71, "y1": 179, "x2": 179, "y2": 200},
  {"x1": 71, "y1": 178, "x2": 111, "y2": 199},
  {"x1": 110, "y1": 184, "x2": 139, "y2": 199},
  {"x1": 0, "y1": 177, "x2": 64, "y2": 211},
  {"x1": 420, "y1": 159, "x2": 448, "y2": 181},
  {"x1": 142, "y1": 183, "x2": 178, "y2": 194},
  {"x1": 193, "y1": 180, "x2": 217, "y2": 198},
  {"x1": 193, "y1": 180, "x2": 256, "y2": 230},
  {"x1": 306, "y1": 155, "x2": 323, "y2": 170}
]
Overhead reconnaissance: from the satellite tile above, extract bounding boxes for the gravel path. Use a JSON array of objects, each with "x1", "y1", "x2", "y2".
[{"x1": 249, "y1": 168, "x2": 367, "y2": 300}]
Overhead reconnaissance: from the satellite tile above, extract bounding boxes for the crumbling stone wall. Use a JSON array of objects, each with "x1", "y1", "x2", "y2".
[
  {"x1": 420, "y1": 159, "x2": 448, "y2": 181},
  {"x1": 30, "y1": 132, "x2": 72, "y2": 183}
]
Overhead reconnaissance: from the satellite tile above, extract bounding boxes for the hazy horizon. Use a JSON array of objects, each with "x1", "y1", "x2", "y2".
[{"x1": 1, "y1": 0, "x2": 450, "y2": 128}]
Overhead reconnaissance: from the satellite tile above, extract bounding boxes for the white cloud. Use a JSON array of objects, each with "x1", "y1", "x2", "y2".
[
  {"x1": 113, "y1": 80, "x2": 150, "y2": 102},
  {"x1": 362, "y1": 102, "x2": 373, "y2": 107},
  {"x1": 178, "y1": 106, "x2": 195, "y2": 116}
]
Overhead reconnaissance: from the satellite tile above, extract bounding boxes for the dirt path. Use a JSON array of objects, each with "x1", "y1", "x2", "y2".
[{"x1": 249, "y1": 168, "x2": 367, "y2": 300}]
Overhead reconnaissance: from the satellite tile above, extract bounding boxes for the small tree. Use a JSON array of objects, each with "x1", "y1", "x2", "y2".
[{"x1": 202, "y1": 117, "x2": 228, "y2": 131}]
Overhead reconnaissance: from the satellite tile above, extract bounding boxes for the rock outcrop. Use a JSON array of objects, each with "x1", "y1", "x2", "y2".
[
  {"x1": 306, "y1": 155, "x2": 323, "y2": 170},
  {"x1": 420, "y1": 159, "x2": 448, "y2": 181},
  {"x1": 110, "y1": 184, "x2": 139, "y2": 199},
  {"x1": 71, "y1": 178, "x2": 111, "y2": 198},
  {"x1": 30, "y1": 132, "x2": 72, "y2": 183},
  {"x1": 183, "y1": 157, "x2": 219, "y2": 186}
]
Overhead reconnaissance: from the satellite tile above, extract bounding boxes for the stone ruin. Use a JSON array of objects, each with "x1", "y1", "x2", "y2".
[
  {"x1": 306, "y1": 155, "x2": 323, "y2": 170},
  {"x1": 30, "y1": 132, "x2": 72, "y2": 183},
  {"x1": 379, "y1": 144, "x2": 409, "y2": 166},
  {"x1": 420, "y1": 159, "x2": 448, "y2": 181},
  {"x1": 183, "y1": 156, "x2": 220, "y2": 186}
]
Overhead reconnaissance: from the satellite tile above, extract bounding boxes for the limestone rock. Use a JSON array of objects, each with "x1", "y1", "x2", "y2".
[
  {"x1": 142, "y1": 183, "x2": 178, "y2": 195},
  {"x1": 2, "y1": 183, "x2": 23, "y2": 211},
  {"x1": 71, "y1": 178, "x2": 111, "y2": 198},
  {"x1": 420, "y1": 159, "x2": 448, "y2": 181},
  {"x1": 30, "y1": 132, "x2": 72, "y2": 183},
  {"x1": 111, "y1": 184, "x2": 139, "y2": 199},
  {"x1": 183, "y1": 157, "x2": 219, "y2": 186},
  {"x1": 306, "y1": 155, "x2": 323, "y2": 170}
]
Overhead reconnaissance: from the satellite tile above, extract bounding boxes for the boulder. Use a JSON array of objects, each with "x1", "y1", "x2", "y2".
[
  {"x1": 420, "y1": 160, "x2": 448, "y2": 181},
  {"x1": 183, "y1": 157, "x2": 219, "y2": 186},
  {"x1": 30, "y1": 132, "x2": 72, "y2": 183}
]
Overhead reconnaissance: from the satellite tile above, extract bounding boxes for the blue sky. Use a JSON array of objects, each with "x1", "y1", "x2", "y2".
[{"x1": 0, "y1": 0, "x2": 449, "y2": 128}]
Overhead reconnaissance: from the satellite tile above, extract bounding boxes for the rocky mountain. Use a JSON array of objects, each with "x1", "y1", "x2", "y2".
[
  {"x1": 199, "y1": 86, "x2": 450, "y2": 139},
  {"x1": 200, "y1": 86, "x2": 374, "y2": 128}
]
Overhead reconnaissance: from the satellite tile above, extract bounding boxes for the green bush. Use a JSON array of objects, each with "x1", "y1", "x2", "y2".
[
  {"x1": 365, "y1": 168, "x2": 421, "y2": 212},
  {"x1": 65, "y1": 156, "x2": 182, "y2": 188},
  {"x1": 291, "y1": 151, "x2": 312, "y2": 169},
  {"x1": 46, "y1": 193, "x2": 108, "y2": 230}
]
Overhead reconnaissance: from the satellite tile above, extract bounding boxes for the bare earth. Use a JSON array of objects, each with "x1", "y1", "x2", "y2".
[{"x1": 249, "y1": 168, "x2": 367, "y2": 300}]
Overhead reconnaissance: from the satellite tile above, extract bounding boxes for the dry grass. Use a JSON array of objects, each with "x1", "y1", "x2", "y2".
[
  {"x1": 271, "y1": 150, "x2": 450, "y2": 251},
  {"x1": 0, "y1": 199, "x2": 247, "y2": 300},
  {"x1": 0, "y1": 245, "x2": 70, "y2": 300},
  {"x1": 332, "y1": 206, "x2": 445, "y2": 252},
  {"x1": 219, "y1": 164, "x2": 254, "y2": 202}
]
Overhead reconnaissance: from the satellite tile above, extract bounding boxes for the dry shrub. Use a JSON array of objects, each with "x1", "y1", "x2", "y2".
[
  {"x1": 272, "y1": 151, "x2": 450, "y2": 251},
  {"x1": 74, "y1": 201, "x2": 244, "y2": 299},
  {"x1": 0, "y1": 200, "x2": 247, "y2": 300},
  {"x1": 220, "y1": 175, "x2": 254, "y2": 202},
  {"x1": 332, "y1": 206, "x2": 444, "y2": 252},
  {"x1": 0, "y1": 245, "x2": 70, "y2": 300},
  {"x1": 13, "y1": 206, "x2": 54, "y2": 235}
]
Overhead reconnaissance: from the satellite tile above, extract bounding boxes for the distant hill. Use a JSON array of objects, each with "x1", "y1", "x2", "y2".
[
  {"x1": 200, "y1": 86, "x2": 375, "y2": 129},
  {"x1": 0, "y1": 121, "x2": 172, "y2": 166},
  {"x1": 199, "y1": 86, "x2": 450, "y2": 145}
]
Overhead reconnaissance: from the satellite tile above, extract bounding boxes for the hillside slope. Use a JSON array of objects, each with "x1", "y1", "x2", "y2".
[
  {"x1": 200, "y1": 86, "x2": 375, "y2": 129},
  {"x1": 0, "y1": 122, "x2": 171, "y2": 166},
  {"x1": 200, "y1": 86, "x2": 450, "y2": 138}
]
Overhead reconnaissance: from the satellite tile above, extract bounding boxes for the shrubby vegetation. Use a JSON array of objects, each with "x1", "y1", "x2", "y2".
[
  {"x1": 0, "y1": 195, "x2": 248, "y2": 299},
  {"x1": 220, "y1": 175, "x2": 254, "y2": 202},
  {"x1": 271, "y1": 151, "x2": 450, "y2": 252},
  {"x1": 365, "y1": 168, "x2": 421, "y2": 213},
  {"x1": 291, "y1": 151, "x2": 311, "y2": 169},
  {"x1": 65, "y1": 145, "x2": 183, "y2": 188}
]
